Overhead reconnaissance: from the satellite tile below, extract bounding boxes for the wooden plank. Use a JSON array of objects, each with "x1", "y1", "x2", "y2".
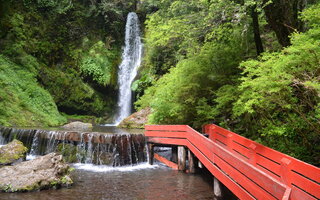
[
  {"x1": 231, "y1": 140, "x2": 250, "y2": 159},
  {"x1": 212, "y1": 142, "x2": 287, "y2": 199},
  {"x1": 192, "y1": 126, "x2": 288, "y2": 199},
  {"x1": 207, "y1": 124, "x2": 285, "y2": 164},
  {"x1": 214, "y1": 155, "x2": 277, "y2": 200},
  {"x1": 145, "y1": 131, "x2": 187, "y2": 138},
  {"x1": 154, "y1": 153, "x2": 178, "y2": 170},
  {"x1": 188, "y1": 126, "x2": 285, "y2": 198},
  {"x1": 147, "y1": 137, "x2": 187, "y2": 146},
  {"x1": 290, "y1": 170, "x2": 320, "y2": 198},
  {"x1": 186, "y1": 132, "x2": 216, "y2": 161},
  {"x1": 145, "y1": 124, "x2": 320, "y2": 200},
  {"x1": 186, "y1": 140, "x2": 255, "y2": 200},
  {"x1": 256, "y1": 153, "x2": 281, "y2": 178},
  {"x1": 145, "y1": 125, "x2": 188, "y2": 132},
  {"x1": 290, "y1": 160, "x2": 320, "y2": 184},
  {"x1": 212, "y1": 132, "x2": 228, "y2": 145},
  {"x1": 282, "y1": 187, "x2": 291, "y2": 200},
  {"x1": 291, "y1": 185, "x2": 318, "y2": 200}
]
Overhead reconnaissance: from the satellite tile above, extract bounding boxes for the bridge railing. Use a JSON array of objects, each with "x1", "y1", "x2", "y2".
[
  {"x1": 203, "y1": 124, "x2": 320, "y2": 200},
  {"x1": 145, "y1": 124, "x2": 320, "y2": 200}
]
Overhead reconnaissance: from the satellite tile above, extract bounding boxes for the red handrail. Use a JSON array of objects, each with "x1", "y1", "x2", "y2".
[{"x1": 145, "y1": 124, "x2": 320, "y2": 200}]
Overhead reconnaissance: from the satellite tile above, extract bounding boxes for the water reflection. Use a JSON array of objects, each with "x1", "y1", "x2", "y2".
[{"x1": 0, "y1": 164, "x2": 213, "y2": 200}]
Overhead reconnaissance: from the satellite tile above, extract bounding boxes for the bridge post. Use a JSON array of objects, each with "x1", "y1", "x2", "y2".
[
  {"x1": 178, "y1": 146, "x2": 186, "y2": 171},
  {"x1": 188, "y1": 149, "x2": 196, "y2": 173},
  {"x1": 147, "y1": 143, "x2": 154, "y2": 165},
  {"x1": 171, "y1": 146, "x2": 178, "y2": 163},
  {"x1": 213, "y1": 177, "x2": 222, "y2": 200}
]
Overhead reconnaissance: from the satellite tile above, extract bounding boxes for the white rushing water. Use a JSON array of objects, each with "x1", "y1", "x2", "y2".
[
  {"x1": 111, "y1": 12, "x2": 143, "y2": 126},
  {"x1": 73, "y1": 163, "x2": 160, "y2": 172}
]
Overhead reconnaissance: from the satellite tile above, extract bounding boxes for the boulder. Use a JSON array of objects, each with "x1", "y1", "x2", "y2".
[
  {"x1": 0, "y1": 153, "x2": 73, "y2": 192},
  {"x1": 62, "y1": 121, "x2": 93, "y2": 131},
  {"x1": 0, "y1": 139, "x2": 28, "y2": 165},
  {"x1": 118, "y1": 107, "x2": 151, "y2": 129}
]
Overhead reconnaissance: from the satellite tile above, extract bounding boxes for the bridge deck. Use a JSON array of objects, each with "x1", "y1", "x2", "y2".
[{"x1": 145, "y1": 124, "x2": 320, "y2": 200}]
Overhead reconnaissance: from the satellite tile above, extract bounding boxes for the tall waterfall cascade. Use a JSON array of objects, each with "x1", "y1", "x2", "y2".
[{"x1": 113, "y1": 12, "x2": 143, "y2": 125}]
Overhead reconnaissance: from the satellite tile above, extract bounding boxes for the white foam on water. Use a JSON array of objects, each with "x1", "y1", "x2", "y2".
[
  {"x1": 26, "y1": 154, "x2": 38, "y2": 160},
  {"x1": 73, "y1": 163, "x2": 161, "y2": 172}
]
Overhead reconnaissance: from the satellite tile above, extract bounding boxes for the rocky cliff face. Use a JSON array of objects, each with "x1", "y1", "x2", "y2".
[{"x1": 0, "y1": 153, "x2": 73, "y2": 192}]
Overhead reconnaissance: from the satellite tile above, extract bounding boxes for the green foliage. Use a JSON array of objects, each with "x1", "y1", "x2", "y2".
[
  {"x1": 136, "y1": 30, "x2": 248, "y2": 127},
  {"x1": 301, "y1": 3, "x2": 320, "y2": 28},
  {"x1": 56, "y1": 143, "x2": 78, "y2": 163},
  {"x1": 209, "y1": 3, "x2": 320, "y2": 165},
  {"x1": 23, "y1": 0, "x2": 73, "y2": 14},
  {"x1": 0, "y1": 55, "x2": 66, "y2": 126},
  {"x1": 80, "y1": 40, "x2": 118, "y2": 86},
  {"x1": 141, "y1": 0, "x2": 211, "y2": 78},
  {"x1": 39, "y1": 67, "x2": 110, "y2": 116},
  {"x1": 0, "y1": 0, "x2": 122, "y2": 124},
  {"x1": 137, "y1": 1, "x2": 320, "y2": 165},
  {"x1": 0, "y1": 139, "x2": 28, "y2": 164}
]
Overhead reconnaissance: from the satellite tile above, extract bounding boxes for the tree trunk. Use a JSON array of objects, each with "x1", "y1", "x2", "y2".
[
  {"x1": 251, "y1": 5, "x2": 264, "y2": 55},
  {"x1": 263, "y1": 0, "x2": 305, "y2": 47}
]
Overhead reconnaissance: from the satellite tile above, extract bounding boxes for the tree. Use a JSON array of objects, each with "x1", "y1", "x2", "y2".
[
  {"x1": 262, "y1": 0, "x2": 305, "y2": 47},
  {"x1": 251, "y1": 4, "x2": 264, "y2": 55}
]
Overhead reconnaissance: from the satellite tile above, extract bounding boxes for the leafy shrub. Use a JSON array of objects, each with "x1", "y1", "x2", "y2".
[
  {"x1": 80, "y1": 41, "x2": 118, "y2": 86},
  {"x1": 213, "y1": 3, "x2": 320, "y2": 165},
  {"x1": 0, "y1": 55, "x2": 66, "y2": 126}
]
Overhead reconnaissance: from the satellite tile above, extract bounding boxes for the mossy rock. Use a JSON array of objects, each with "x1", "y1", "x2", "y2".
[
  {"x1": 0, "y1": 153, "x2": 73, "y2": 192},
  {"x1": 0, "y1": 139, "x2": 28, "y2": 165},
  {"x1": 118, "y1": 107, "x2": 151, "y2": 129},
  {"x1": 56, "y1": 143, "x2": 78, "y2": 163}
]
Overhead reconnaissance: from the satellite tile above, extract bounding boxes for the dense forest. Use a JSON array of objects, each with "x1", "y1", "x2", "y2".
[
  {"x1": 0, "y1": 0, "x2": 140, "y2": 126},
  {"x1": 0, "y1": 0, "x2": 319, "y2": 165}
]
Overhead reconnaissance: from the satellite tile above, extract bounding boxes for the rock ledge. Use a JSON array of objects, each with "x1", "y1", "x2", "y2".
[
  {"x1": 0, "y1": 139, "x2": 27, "y2": 165},
  {"x1": 0, "y1": 153, "x2": 73, "y2": 192}
]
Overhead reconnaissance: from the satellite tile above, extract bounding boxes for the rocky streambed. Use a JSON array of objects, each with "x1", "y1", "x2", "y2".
[{"x1": 0, "y1": 141, "x2": 73, "y2": 192}]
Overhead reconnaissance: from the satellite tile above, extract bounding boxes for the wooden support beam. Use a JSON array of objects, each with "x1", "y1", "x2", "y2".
[
  {"x1": 188, "y1": 149, "x2": 196, "y2": 173},
  {"x1": 154, "y1": 153, "x2": 178, "y2": 170},
  {"x1": 213, "y1": 176, "x2": 223, "y2": 200},
  {"x1": 171, "y1": 146, "x2": 178, "y2": 163},
  {"x1": 147, "y1": 143, "x2": 154, "y2": 165},
  {"x1": 198, "y1": 161, "x2": 203, "y2": 168},
  {"x1": 178, "y1": 146, "x2": 186, "y2": 171}
]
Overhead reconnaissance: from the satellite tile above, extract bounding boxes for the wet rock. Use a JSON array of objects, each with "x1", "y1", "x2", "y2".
[
  {"x1": 0, "y1": 153, "x2": 73, "y2": 192},
  {"x1": 0, "y1": 139, "x2": 28, "y2": 165},
  {"x1": 62, "y1": 121, "x2": 93, "y2": 131},
  {"x1": 118, "y1": 107, "x2": 151, "y2": 129},
  {"x1": 56, "y1": 143, "x2": 78, "y2": 163}
]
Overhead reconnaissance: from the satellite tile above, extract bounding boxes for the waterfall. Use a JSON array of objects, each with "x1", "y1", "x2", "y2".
[
  {"x1": 113, "y1": 12, "x2": 143, "y2": 125},
  {"x1": 0, "y1": 127, "x2": 147, "y2": 166}
]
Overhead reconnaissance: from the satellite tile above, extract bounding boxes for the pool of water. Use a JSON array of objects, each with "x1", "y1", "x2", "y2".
[{"x1": 0, "y1": 163, "x2": 214, "y2": 200}]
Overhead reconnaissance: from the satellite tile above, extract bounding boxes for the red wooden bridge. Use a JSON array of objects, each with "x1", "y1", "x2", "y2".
[{"x1": 145, "y1": 124, "x2": 320, "y2": 200}]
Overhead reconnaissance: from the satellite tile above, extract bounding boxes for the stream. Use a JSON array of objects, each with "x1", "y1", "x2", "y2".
[
  {"x1": 0, "y1": 164, "x2": 213, "y2": 200},
  {"x1": 0, "y1": 126, "x2": 214, "y2": 200}
]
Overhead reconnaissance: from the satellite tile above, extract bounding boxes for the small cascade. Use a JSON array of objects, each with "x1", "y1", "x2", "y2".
[
  {"x1": 28, "y1": 131, "x2": 39, "y2": 158},
  {"x1": 0, "y1": 127, "x2": 147, "y2": 166},
  {"x1": 112, "y1": 12, "x2": 143, "y2": 125}
]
